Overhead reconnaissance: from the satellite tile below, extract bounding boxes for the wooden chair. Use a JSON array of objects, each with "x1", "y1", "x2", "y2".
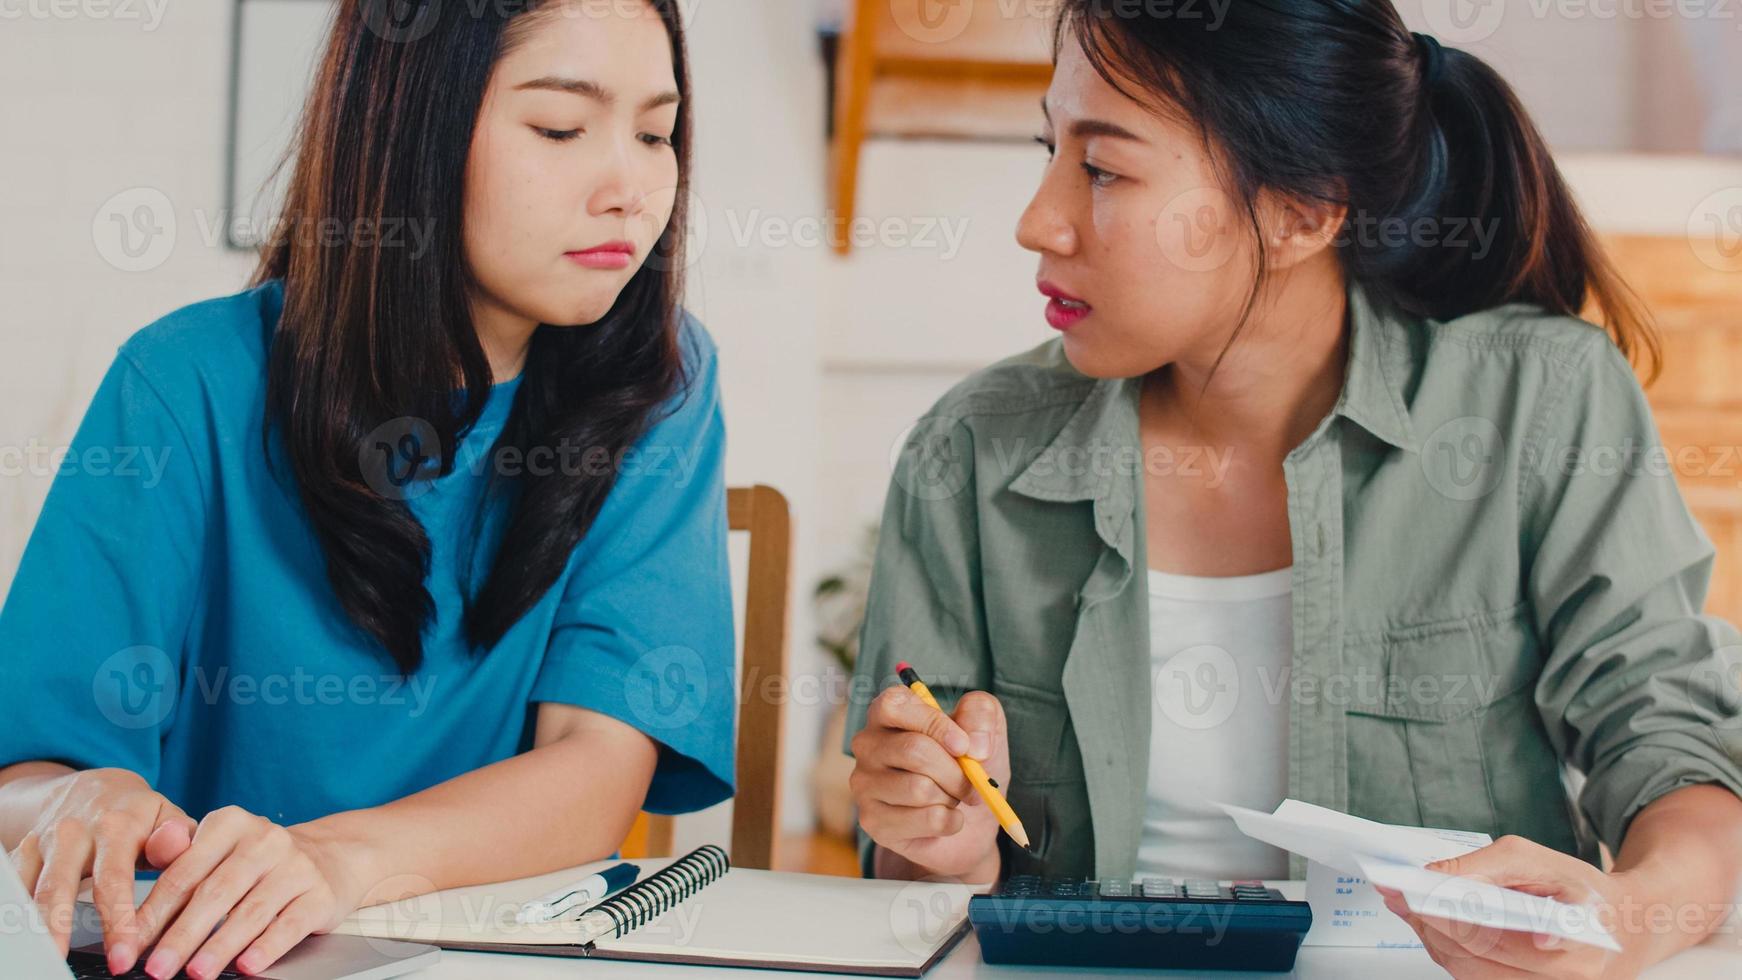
[
  {"x1": 619, "y1": 485, "x2": 793, "y2": 870},
  {"x1": 829, "y1": 0, "x2": 1053, "y2": 254}
]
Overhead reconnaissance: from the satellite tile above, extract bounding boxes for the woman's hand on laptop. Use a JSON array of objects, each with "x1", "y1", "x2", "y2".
[
  {"x1": 5, "y1": 766, "x2": 195, "y2": 967},
  {"x1": 122, "y1": 805, "x2": 370, "y2": 979}
]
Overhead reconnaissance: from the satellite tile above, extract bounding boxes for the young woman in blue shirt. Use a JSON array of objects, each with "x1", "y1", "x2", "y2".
[{"x1": 0, "y1": 3, "x2": 734, "y2": 978}]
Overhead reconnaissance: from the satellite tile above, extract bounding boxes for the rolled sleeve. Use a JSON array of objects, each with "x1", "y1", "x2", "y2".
[
  {"x1": 1525, "y1": 336, "x2": 1742, "y2": 854},
  {"x1": 845, "y1": 407, "x2": 991, "y2": 876},
  {"x1": 530, "y1": 317, "x2": 735, "y2": 815}
]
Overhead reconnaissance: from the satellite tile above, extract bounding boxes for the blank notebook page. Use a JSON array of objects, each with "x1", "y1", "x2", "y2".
[
  {"x1": 337, "y1": 855, "x2": 973, "y2": 973},
  {"x1": 598, "y1": 867, "x2": 972, "y2": 970}
]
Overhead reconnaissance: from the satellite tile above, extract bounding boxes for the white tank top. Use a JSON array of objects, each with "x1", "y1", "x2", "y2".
[{"x1": 1134, "y1": 565, "x2": 1294, "y2": 880}]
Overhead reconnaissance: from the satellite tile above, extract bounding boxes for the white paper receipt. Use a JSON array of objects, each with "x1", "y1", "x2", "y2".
[{"x1": 1216, "y1": 799, "x2": 1621, "y2": 953}]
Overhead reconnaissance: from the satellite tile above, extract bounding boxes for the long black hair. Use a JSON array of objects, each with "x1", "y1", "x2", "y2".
[
  {"x1": 252, "y1": 0, "x2": 695, "y2": 673},
  {"x1": 1054, "y1": 0, "x2": 1658, "y2": 379}
]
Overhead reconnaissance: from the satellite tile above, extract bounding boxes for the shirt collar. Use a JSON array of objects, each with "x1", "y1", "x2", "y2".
[
  {"x1": 1009, "y1": 277, "x2": 1420, "y2": 506},
  {"x1": 1336, "y1": 277, "x2": 1420, "y2": 455},
  {"x1": 1007, "y1": 375, "x2": 1143, "y2": 558},
  {"x1": 1007, "y1": 375, "x2": 1139, "y2": 506}
]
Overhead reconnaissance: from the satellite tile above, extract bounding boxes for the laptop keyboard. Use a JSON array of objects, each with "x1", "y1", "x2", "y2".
[{"x1": 67, "y1": 949, "x2": 245, "y2": 979}]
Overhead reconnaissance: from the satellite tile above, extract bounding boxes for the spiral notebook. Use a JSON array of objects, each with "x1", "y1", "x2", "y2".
[{"x1": 333, "y1": 845, "x2": 974, "y2": 977}]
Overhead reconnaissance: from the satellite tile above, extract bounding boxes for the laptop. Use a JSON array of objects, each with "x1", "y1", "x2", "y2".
[{"x1": 2, "y1": 855, "x2": 439, "y2": 979}]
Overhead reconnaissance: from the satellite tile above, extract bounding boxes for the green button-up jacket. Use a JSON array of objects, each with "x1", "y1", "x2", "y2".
[{"x1": 847, "y1": 279, "x2": 1742, "y2": 881}]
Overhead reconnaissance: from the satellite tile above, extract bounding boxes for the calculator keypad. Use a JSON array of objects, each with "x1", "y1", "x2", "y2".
[
  {"x1": 973, "y1": 873, "x2": 1311, "y2": 972},
  {"x1": 999, "y1": 874, "x2": 1286, "y2": 902}
]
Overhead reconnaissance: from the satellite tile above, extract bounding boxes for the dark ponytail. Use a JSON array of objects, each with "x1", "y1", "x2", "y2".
[{"x1": 1055, "y1": 0, "x2": 1659, "y2": 380}]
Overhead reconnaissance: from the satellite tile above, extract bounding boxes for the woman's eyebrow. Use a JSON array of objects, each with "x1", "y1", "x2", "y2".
[
  {"x1": 1070, "y1": 118, "x2": 1146, "y2": 143},
  {"x1": 514, "y1": 75, "x2": 680, "y2": 112},
  {"x1": 1039, "y1": 99, "x2": 1146, "y2": 143}
]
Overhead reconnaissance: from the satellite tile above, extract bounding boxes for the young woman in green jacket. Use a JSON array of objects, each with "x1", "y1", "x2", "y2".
[{"x1": 846, "y1": 3, "x2": 1742, "y2": 977}]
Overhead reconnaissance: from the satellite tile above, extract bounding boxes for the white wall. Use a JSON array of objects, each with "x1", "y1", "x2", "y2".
[
  {"x1": 678, "y1": 0, "x2": 829, "y2": 844},
  {"x1": 1, "y1": 5, "x2": 254, "y2": 583}
]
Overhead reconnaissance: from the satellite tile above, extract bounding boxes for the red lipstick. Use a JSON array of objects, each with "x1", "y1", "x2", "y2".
[
  {"x1": 565, "y1": 241, "x2": 636, "y2": 270},
  {"x1": 1038, "y1": 280, "x2": 1092, "y2": 331}
]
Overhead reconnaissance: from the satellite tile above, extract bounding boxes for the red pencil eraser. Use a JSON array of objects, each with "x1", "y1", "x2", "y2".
[{"x1": 895, "y1": 661, "x2": 911, "y2": 674}]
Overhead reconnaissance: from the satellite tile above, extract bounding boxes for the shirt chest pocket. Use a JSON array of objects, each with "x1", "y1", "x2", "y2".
[
  {"x1": 1342, "y1": 602, "x2": 1547, "y2": 836},
  {"x1": 993, "y1": 677, "x2": 1086, "y2": 788}
]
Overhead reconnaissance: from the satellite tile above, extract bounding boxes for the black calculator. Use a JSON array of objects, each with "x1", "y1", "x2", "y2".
[{"x1": 969, "y1": 874, "x2": 1312, "y2": 972}]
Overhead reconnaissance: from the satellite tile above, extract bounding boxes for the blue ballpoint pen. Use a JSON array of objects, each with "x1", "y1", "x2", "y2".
[{"x1": 514, "y1": 862, "x2": 641, "y2": 923}]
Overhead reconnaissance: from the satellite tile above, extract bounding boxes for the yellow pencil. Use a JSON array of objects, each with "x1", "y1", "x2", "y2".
[{"x1": 895, "y1": 661, "x2": 1031, "y2": 850}]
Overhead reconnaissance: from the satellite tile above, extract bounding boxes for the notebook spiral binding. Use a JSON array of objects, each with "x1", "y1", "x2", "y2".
[{"x1": 592, "y1": 845, "x2": 731, "y2": 941}]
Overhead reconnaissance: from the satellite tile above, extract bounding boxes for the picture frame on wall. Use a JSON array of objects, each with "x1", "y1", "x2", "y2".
[{"x1": 224, "y1": 0, "x2": 335, "y2": 250}]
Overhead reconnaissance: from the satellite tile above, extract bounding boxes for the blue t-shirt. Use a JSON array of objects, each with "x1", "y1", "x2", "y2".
[{"x1": 0, "y1": 279, "x2": 735, "y2": 825}]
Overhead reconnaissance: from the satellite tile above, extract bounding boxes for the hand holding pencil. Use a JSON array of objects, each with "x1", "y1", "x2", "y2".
[{"x1": 848, "y1": 661, "x2": 1031, "y2": 882}]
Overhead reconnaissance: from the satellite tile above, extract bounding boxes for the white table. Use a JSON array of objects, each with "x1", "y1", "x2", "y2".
[{"x1": 407, "y1": 881, "x2": 1742, "y2": 979}]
